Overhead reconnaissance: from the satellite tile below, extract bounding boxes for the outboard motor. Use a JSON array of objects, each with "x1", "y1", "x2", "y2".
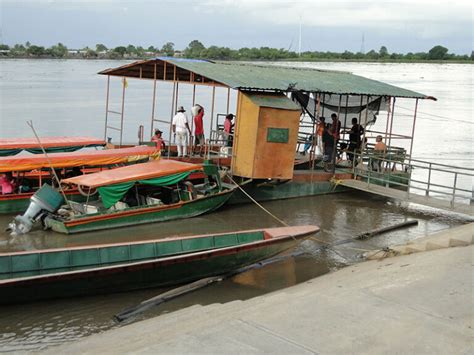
[{"x1": 9, "y1": 184, "x2": 64, "y2": 235}]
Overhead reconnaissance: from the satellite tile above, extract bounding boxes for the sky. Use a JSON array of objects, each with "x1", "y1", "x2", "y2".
[{"x1": 0, "y1": 0, "x2": 472, "y2": 54}]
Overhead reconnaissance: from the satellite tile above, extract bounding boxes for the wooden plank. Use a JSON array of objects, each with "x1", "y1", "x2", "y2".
[{"x1": 340, "y1": 179, "x2": 473, "y2": 216}]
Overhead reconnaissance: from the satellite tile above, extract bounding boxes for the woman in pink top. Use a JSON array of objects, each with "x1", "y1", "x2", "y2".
[
  {"x1": 224, "y1": 114, "x2": 234, "y2": 147},
  {"x1": 0, "y1": 172, "x2": 15, "y2": 194}
]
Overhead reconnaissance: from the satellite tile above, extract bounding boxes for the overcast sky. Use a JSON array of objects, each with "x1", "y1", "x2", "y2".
[{"x1": 1, "y1": 0, "x2": 472, "y2": 54}]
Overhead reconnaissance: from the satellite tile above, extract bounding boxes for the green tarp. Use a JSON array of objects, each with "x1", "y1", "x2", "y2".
[{"x1": 98, "y1": 171, "x2": 192, "y2": 209}]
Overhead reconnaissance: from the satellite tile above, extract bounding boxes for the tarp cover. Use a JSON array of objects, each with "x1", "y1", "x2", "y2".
[
  {"x1": 62, "y1": 160, "x2": 202, "y2": 188},
  {"x1": 0, "y1": 136, "x2": 105, "y2": 156},
  {"x1": 98, "y1": 172, "x2": 192, "y2": 208},
  {"x1": 0, "y1": 146, "x2": 160, "y2": 172}
]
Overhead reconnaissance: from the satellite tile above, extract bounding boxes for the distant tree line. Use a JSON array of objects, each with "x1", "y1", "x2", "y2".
[{"x1": 0, "y1": 41, "x2": 472, "y2": 62}]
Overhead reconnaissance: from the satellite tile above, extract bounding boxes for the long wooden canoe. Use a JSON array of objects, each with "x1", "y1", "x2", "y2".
[{"x1": 0, "y1": 225, "x2": 318, "y2": 304}]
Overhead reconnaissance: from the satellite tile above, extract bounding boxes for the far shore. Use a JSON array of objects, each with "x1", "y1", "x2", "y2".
[{"x1": 0, "y1": 56, "x2": 472, "y2": 64}]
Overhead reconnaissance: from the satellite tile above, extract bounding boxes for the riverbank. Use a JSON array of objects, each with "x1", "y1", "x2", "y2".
[{"x1": 47, "y1": 223, "x2": 473, "y2": 354}]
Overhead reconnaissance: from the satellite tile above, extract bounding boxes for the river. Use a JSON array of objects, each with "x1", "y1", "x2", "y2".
[{"x1": 0, "y1": 59, "x2": 472, "y2": 351}]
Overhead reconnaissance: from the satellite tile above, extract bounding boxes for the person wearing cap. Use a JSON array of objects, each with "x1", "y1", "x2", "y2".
[
  {"x1": 151, "y1": 129, "x2": 166, "y2": 151},
  {"x1": 172, "y1": 106, "x2": 191, "y2": 157},
  {"x1": 224, "y1": 113, "x2": 234, "y2": 147}
]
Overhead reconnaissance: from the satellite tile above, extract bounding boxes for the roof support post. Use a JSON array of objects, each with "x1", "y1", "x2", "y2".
[
  {"x1": 331, "y1": 95, "x2": 342, "y2": 173},
  {"x1": 310, "y1": 93, "x2": 321, "y2": 171},
  {"x1": 208, "y1": 84, "x2": 216, "y2": 158},
  {"x1": 150, "y1": 63, "x2": 157, "y2": 138},
  {"x1": 384, "y1": 97, "x2": 392, "y2": 145},
  {"x1": 226, "y1": 87, "x2": 231, "y2": 114},
  {"x1": 388, "y1": 97, "x2": 396, "y2": 148},
  {"x1": 167, "y1": 65, "x2": 177, "y2": 158},
  {"x1": 359, "y1": 95, "x2": 370, "y2": 168},
  {"x1": 119, "y1": 77, "x2": 126, "y2": 146},
  {"x1": 104, "y1": 75, "x2": 110, "y2": 141},
  {"x1": 344, "y1": 94, "x2": 349, "y2": 129},
  {"x1": 408, "y1": 98, "x2": 419, "y2": 163}
]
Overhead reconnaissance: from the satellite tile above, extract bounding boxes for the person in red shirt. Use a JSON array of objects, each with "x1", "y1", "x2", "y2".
[
  {"x1": 224, "y1": 113, "x2": 234, "y2": 147},
  {"x1": 151, "y1": 129, "x2": 166, "y2": 152},
  {"x1": 193, "y1": 105, "x2": 205, "y2": 156}
]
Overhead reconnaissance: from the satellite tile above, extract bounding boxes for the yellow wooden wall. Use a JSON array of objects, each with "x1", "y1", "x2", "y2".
[
  {"x1": 232, "y1": 92, "x2": 259, "y2": 177},
  {"x1": 232, "y1": 92, "x2": 300, "y2": 180},
  {"x1": 253, "y1": 107, "x2": 300, "y2": 179}
]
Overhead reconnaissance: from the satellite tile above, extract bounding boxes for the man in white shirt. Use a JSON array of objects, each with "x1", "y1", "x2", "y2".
[{"x1": 172, "y1": 106, "x2": 192, "y2": 157}]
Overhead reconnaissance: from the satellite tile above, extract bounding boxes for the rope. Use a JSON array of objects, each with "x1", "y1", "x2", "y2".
[
  {"x1": 225, "y1": 174, "x2": 380, "y2": 253},
  {"x1": 27, "y1": 120, "x2": 72, "y2": 209},
  {"x1": 226, "y1": 174, "x2": 289, "y2": 227}
]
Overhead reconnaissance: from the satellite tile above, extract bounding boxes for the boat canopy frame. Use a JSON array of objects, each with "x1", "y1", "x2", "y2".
[{"x1": 98, "y1": 57, "x2": 436, "y2": 173}]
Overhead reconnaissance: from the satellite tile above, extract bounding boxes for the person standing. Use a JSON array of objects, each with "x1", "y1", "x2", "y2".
[
  {"x1": 193, "y1": 104, "x2": 205, "y2": 156},
  {"x1": 346, "y1": 117, "x2": 364, "y2": 163},
  {"x1": 151, "y1": 129, "x2": 166, "y2": 152},
  {"x1": 316, "y1": 116, "x2": 325, "y2": 155},
  {"x1": 224, "y1": 114, "x2": 234, "y2": 147},
  {"x1": 172, "y1": 106, "x2": 191, "y2": 157}
]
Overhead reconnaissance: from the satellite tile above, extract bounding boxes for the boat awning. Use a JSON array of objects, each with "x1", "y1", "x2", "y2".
[
  {"x1": 98, "y1": 57, "x2": 433, "y2": 100},
  {"x1": 0, "y1": 136, "x2": 106, "y2": 156},
  {"x1": 0, "y1": 146, "x2": 159, "y2": 173},
  {"x1": 61, "y1": 160, "x2": 202, "y2": 188}
]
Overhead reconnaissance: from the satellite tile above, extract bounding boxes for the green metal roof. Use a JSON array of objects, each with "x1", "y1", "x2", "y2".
[
  {"x1": 99, "y1": 58, "x2": 430, "y2": 99},
  {"x1": 246, "y1": 93, "x2": 301, "y2": 111}
]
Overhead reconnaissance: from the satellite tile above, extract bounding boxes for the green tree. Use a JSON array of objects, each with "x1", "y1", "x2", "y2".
[
  {"x1": 161, "y1": 42, "x2": 175, "y2": 56},
  {"x1": 135, "y1": 46, "x2": 145, "y2": 57},
  {"x1": 379, "y1": 46, "x2": 388, "y2": 58},
  {"x1": 0, "y1": 44, "x2": 9, "y2": 50},
  {"x1": 113, "y1": 46, "x2": 127, "y2": 57},
  {"x1": 184, "y1": 40, "x2": 205, "y2": 58},
  {"x1": 147, "y1": 45, "x2": 157, "y2": 52},
  {"x1": 25, "y1": 41, "x2": 31, "y2": 48},
  {"x1": 96, "y1": 43, "x2": 108, "y2": 52},
  {"x1": 84, "y1": 48, "x2": 98, "y2": 58},
  {"x1": 27, "y1": 45, "x2": 46, "y2": 56},
  {"x1": 49, "y1": 43, "x2": 68, "y2": 58},
  {"x1": 428, "y1": 45, "x2": 448, "y2": 60},
  {"x1": 126, "y1": 44, "x2": 137, "y2": 55}
]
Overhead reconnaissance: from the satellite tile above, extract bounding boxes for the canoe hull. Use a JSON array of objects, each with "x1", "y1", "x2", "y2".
[
  {"x1": 0, "y1": 227, "x2": 316, "y2": 304},
  {"x1": 45, "y1": 189, "x2": 235, "y2": 234}
]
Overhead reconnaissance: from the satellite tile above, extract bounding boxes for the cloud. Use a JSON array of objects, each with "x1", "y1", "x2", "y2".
[{"x1": 201, "y1": 0, "x2": 472, "y2": 35}]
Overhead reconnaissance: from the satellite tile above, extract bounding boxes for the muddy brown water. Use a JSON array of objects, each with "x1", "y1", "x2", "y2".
[{"x1": 0, "y1": 59, "x2": 472, "y2": 351}]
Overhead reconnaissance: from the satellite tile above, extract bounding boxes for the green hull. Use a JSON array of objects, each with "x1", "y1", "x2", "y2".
[
  {"x1": 229, "y1": 180, "x2": 349, "y2": 204},
  {"x1": 0, "y1": 193, "x2": 96, "y2": 214},
  {"x1": 46, "y1": 189, "x2": 235, "y2": 234},
  {"x1": 0, "y1": 226, "x2": 317, "y2": 304}
]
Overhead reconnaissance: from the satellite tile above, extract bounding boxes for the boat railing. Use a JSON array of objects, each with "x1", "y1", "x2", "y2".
[{"x1": 351, "y1": 151, "x2": 474, "y2": 206}]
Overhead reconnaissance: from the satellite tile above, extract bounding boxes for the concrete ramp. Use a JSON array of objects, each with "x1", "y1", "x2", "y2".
[{"x1": 339, "y1": 179, "x2": 473, "y2": 216}]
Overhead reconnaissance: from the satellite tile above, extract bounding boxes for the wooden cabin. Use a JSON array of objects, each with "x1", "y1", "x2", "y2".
[{"x1": 232, "y1": 92, "x2": 300, "y2": 179}]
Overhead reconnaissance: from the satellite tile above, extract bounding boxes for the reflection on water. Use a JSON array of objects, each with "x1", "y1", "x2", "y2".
[{"x1": 0, "y1": 60, "x2": 472, "y2": 351}]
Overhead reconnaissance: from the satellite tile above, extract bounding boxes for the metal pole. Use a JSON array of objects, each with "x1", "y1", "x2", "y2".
[
  {"x1": 209, "y1": 85, "x2": 216, "y2": 153},
  {"x1": 344, "y1": 94, "x2": 349, "y2": 130},
  {"x1": 451, "y1": 173, "x2": 458, "y2": 207},
  {"x1": 408, "y1": 98, "x2": 419, "y2": 159},
  {"x1": 384, "y1": 97, "x2": 391, "y2": 144},
  {"x1": 190, "y1": 84, "x2": 196, "y2": 155},
  {"x1": 388, "y1": 97, "x2": 396, "y2": 148},
  {"x1": 426, "y1": 163, "x2": 432, "y2": 196},
  {"x1": 119, "y1": 77, "x2": 126, "y2": 146},
  {"x1": 405, "y1": 98, "x2": 418, "y2": 196},
  {"x1": 104, "y1": 75, "x2": 110, "y2": 141},
  {"x1": 150, "y1": 63, "x2": 157, "y2": 138},
  {"x1": 310, "y1": 93, "x2": 320, "y2": 171},
  {"x1": 226, "y1": 87, "x2": 230, "y2": 114},
  {"x1": 167, "y1": 67, "x2": 177, "y2": 158},
  {"x1": 360, "y1": 95, "x2": 370, "y2": 168},
  {"x1": 331, "y1": 95, "x2": 342, "y2": 174}
]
